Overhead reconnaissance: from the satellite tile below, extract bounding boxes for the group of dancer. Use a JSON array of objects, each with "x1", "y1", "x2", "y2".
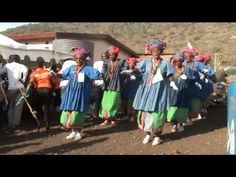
[
  {"x1": 0, "y1": 39, "x2": 216, "y2": 146},
  {"x1": 58, "y1": 39, "x2": 216, "y2": 145}
]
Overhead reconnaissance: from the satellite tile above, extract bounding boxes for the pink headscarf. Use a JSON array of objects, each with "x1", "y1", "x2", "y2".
[
  {"x1": 172, "y1": 53, "x2": 185, "y2": 63},
  {"x1": 147, "y1": 39, "x2": 167, "y2": 52},
  {"x1": 127, "y1": 57, "x2": 137, "y2": 65},
  {"x1": 183, "y1": 48, "x2": 198, "y2": 58},
  {"x1": 71, "y1": 46, "x2": 91, "y2": 59},
  {"x1": 202, "y1": 53, "x2": 211, "y2": 62},
  {"x1": 107, "y1": 46, "x2": 120, "y2": 55},
  {"x1": 195, "y1": 55, "x2": 205, "y2": 62}
]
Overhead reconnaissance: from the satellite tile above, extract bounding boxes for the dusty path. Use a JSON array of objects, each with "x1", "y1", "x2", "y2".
[{"x1": 0, "y1": 104, "x2": 226, "y2": 155}]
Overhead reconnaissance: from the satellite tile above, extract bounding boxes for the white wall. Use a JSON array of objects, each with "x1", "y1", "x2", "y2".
[
  {"x1": 15, "y1": 38, "x2": 133, "y2": 61},
  {"x1": 88, "y1": 39, "x2": 132, "y2": 61}
]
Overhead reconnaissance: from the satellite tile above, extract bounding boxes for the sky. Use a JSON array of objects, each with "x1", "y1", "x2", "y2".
[{"x1": 0, "y1": 23, "x2": 38, "y2": 32}]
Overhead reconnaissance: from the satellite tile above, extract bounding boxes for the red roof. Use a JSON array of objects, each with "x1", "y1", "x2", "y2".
[{"x1": 9, "y1": 32, "x2": 56, "y2": 40}]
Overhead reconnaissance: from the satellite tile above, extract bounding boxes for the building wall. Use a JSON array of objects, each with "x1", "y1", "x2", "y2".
[
  {"x1": 14, "y1": 38, "x2": 134, "y2": 61},
  {"x1": 16, "y1": 39, "x2": 53, "y2": 45},
  {"x1": 87, "y1": 39, "x2": 132, "y2": 61}
]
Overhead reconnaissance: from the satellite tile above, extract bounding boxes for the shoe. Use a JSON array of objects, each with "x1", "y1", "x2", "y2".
[
  {"x1": 171, "y1": 125, "x2": 177, "y2": 132},
  {"x1": 152, "y1": 137, "x2": 163, "y2": 146},
  {"x1": 100, "y1": 120, "x2": 109, "y2": 126},
  {"x1": 66, "y1": 131, "x2": 77, "y2": 140},
  {"x1": 197, "y1": 114, "x2": 202, "y2": 120},
  {"x1": 74, "y1": 132, "x2": 82, "y2": 141},
  {"x1": 142, "y1": 135, "x2": 151, "y2": 144},
  {"x1": 111, "y1": 121, "x2": 117, "y2": 127},
  {"x1": 80, "y1": 130, "x2": 86, "y2": 137},
  {"x1": 177, "y1": 125, "x2": 184, "y2": 132}
]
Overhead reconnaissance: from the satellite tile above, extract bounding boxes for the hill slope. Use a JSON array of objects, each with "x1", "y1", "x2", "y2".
[{"x1": 2, "y1": 22, "x2": 236, "y2": 65}]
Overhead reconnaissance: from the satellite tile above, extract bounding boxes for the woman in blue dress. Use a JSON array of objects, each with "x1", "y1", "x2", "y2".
[
  {"x1": 121, "y1": 57, "x2": 141, "y2": 122},
  {"x1": 133, "y1": 39, "x2": 176, "y2": 146},
  {"x1": 194, "y1": 53, "x2": 215, "y2": 119},
  {"x1": 167, "y1": 53, "x2": 196, "y2": 132},
  {"x1": 182, "y1": 48, "x2": 207, "y2": 124},
  {"x1": 60, "y1": 46, "x2": 100, "y2": 141}
]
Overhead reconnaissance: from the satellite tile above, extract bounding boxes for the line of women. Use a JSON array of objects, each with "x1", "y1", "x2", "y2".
[{"x1": 58, "y1": 40, "x2": 216, "y2": 146}]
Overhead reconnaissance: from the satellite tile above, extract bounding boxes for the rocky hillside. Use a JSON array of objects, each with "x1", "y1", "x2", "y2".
[{"x1": 2, "y1": 22, "x2": 236, "y2": 66}]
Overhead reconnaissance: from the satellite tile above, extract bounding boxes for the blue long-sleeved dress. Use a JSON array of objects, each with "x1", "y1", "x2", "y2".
[
  {"x1": 133, "y1": 58, "x2": 174, "y2": 112},
  {"x1": 60, "y1": 65, "x2": 100, "y2": 112}
]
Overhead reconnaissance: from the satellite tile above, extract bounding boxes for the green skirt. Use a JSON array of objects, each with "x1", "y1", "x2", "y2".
[
  {"x1": 137, "y1": 111, "x2": 166, "y2": 131},
  {"x1": 190, "y1": 97, "x2": 203, "y2": 114},
  {"x1": 99, "y1": 90, "x2": 121, "y2": 119},
  {"x1": 60, "y1": 111, "x2": 86, "y2": 129},
  {"x1": 152, "y1": 111, "x2": 167, "y2": 129},
  {"x1": 167, "y1": 106, "x2": 189, "y2": 123}
]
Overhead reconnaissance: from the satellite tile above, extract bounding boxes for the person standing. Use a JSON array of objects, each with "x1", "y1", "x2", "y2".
[
  {"x1": 99, "y1": 46, "x2": 127, "y2": 126},
  {"x1": 0, "y1": 55, "x2": 7, "y2": 128},
  {"x1": 167, "y1": 53, "x2": 195, "y2": 132},
  {"x1": 91, "y1": 52, "x2": 108, "y2": 119},
  {"x1": 26, "y1": 57, "x2": 54, "y2": 131},
  {"x1": 182, "y1": 48, "x2": 206, "y2": 124},
  {"x1": 121, "y1": 57, "x2": 140, "y2": 122},
  {"x1": 133, "y1": 39, "x2": 175, "y2": 145},
  {"x1": 60, "y1": 46, "x2": 100, "y2": 141},
  {"x1": 0, "y1": 54, "x2": 28, "y2": 131},
  {"x1": 194, "y1": 53, "x2": 215, "y2": 119}
]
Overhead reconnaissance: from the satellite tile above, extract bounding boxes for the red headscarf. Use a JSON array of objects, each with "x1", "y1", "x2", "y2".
[
  {"x1": 183, "y1": 48, "x2": 198, "y2": 58},
  {"x1": 127, "y1": 57, "x2": 137, "y2": 65},
  {"x1": 195, "y1": 55, "x2": 205, "y2": 62},
  {"x1": 147, "y1": 39, "x2": 167, "y2": 52},
  {"x1": 107, "y1": 46, "x2": 120, "y2": 55},
  {"x1": 202, "y1": 53, "x2": 211, "y2": 62},
  {"x1": 172, "y1": 53, "x2": 185, "y2": 63},
  {"x1": 71, "y1": 46, "x2": 91, "y2": 59}
]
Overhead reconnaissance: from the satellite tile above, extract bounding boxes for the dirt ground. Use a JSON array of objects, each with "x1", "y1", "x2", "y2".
[{"x1": 0, "y1": 104, "x2": 227, "y2": 155}]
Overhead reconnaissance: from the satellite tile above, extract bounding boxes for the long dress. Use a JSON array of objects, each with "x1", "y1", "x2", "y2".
[
  {"x1": 167, "y1": 66, "x2": 195, "y2": 123},
  {"x1": 183, "y1": 61, "x2": 207, "y2": 114},
  {"x1": 198, "y1": 63, "x2": 215, "y2": 108},
  {"x1": 122, "y1": 69, "x2": 141, "y2": 109},
  {"x1": 60, "y1": 65, "x2": 100, "y2": 128},
  {"x1": 99, "y1": 58, "x2": 127, "y2": 119},
  {"x1": 132, "y1": 57, "x2": 174, "y2": 131}
]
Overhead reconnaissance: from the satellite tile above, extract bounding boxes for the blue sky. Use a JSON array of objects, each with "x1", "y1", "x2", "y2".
[{"x1": 0, "y1": 23, "x2": 38, "y2": 32}]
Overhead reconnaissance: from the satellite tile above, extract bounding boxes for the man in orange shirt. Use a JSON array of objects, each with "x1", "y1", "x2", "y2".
[{"x1": 26, "y1": 57, "x2": 54, "y2": 131}]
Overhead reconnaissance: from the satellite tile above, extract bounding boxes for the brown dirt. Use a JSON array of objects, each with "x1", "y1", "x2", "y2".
[{"x1": 0, "y1": 104, "x2": 227, "y2": 155}]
